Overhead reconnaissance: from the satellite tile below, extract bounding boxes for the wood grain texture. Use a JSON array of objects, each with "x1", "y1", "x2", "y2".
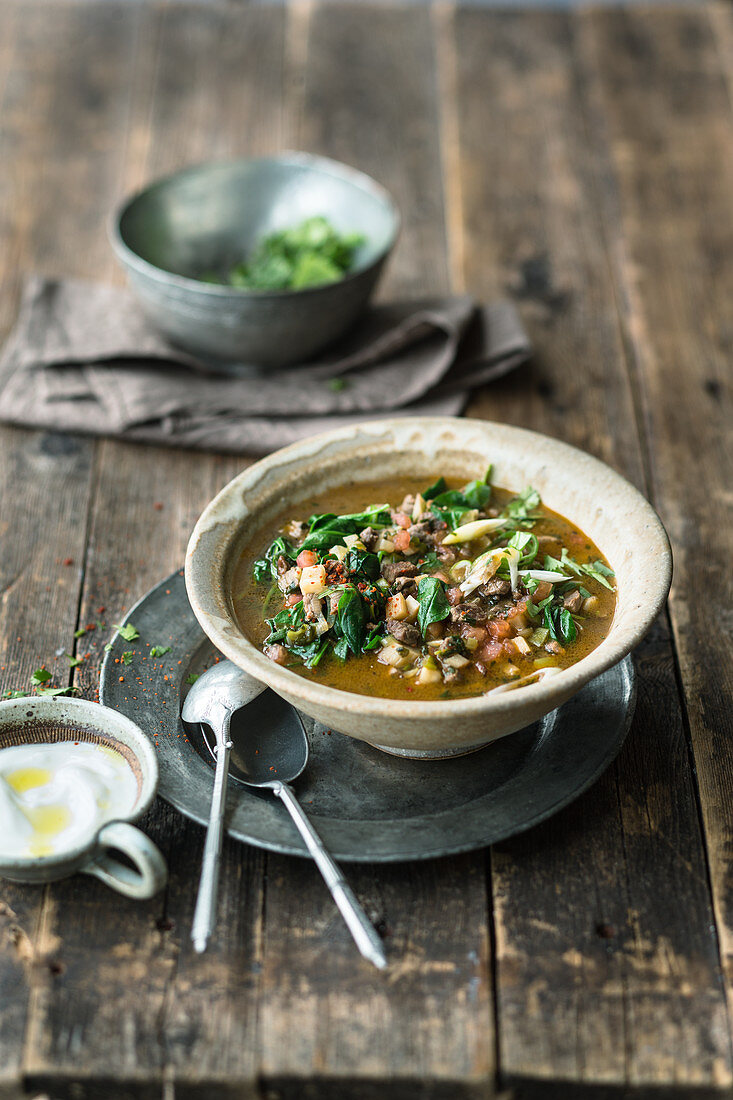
[
  {"x1": 256, "y1": 5, "x2": 493, "y2": 1095},
  {"x1": 0, "y1": 4, "x2": 139, "y2": 1094},
  {"x1": 579, "y1": 0, "x2": 733, "y2": 1039},
  {"x1": 0, "y1": 1, "x2": 731, "y2": 1096},
  {"x1": 452, "y1": 6, "x2": 732, "y2": 1092},
  {"x1": 20, "y1": 3, "x2": 289, "y2": 1096}
]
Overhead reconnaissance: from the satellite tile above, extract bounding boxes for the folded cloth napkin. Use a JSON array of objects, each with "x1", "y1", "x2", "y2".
[{"x1": 0, "y1": 277, "x2": 531, "y2": 453}]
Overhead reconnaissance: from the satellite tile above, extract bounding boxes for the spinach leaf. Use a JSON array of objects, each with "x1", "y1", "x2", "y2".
[
  {"x1": 300, "y1": 505, "x2": 391, "y2": 551},
  {"x1": 418, "y1": 550, "x2": 443, "y2": 573},
  {"x1": 363, "y1": 626, "x2": 384, "y2": 651},
  {"x1": 432, "y1": 489, "x2": 468, "y2": 508},
  {"x1": 543, "y1": 603, "x2": 577, "y2": 645},
  {"x1": 345, "y1": 548, "x2": 380, "y2": 580},
  {"x1": 462, "y1": 479, "x2": 492, "y2": 510},
  {"x1": 333, "y1": 635, "x2": 350, "y2": 661},
  {"x1": 416, "y1": 577, "x2": 451, "y2": 637},
  {"x1": 254, "y1": 535, "x2": 295, "y2": 582},
  {"x1": 289, "y1": 638, "x2": 331, "y2": 668},
  {"x1": 423, "y1": 476, "x2": 447, "y2": 499},
  {"x1": 336, "y1": 588, "x2": 365, "y2": 655}
]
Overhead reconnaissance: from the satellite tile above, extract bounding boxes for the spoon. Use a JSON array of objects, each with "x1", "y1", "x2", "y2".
[
  {"x1": 181, "y1": 659, "x2": 265, "y2": 953},
  {"x1": 186, "y1": 660, "x2": 387, "y2": 970}
]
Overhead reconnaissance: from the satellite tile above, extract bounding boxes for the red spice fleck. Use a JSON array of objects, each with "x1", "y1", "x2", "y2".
[
  {"x1": 62, "y1": 557, "x2": 73, "y2": 566},
  {"x1": 165, "y1": 590, "x2": 170, "y2": 595},
  {"x1": 118, "y1": 676, "x2": 124, "y2": 682},
  {"x1": 153, "y1": 502, "x2": 164, "y2": 511},
  {"x1": 97, "y1": 606, "x2": 105, "y2": 614}
]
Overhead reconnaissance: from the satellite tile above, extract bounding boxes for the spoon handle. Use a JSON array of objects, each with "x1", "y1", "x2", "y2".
[
  {"x1": 275, "y1": 782, "x2": 387, "y2": 970},
  {"x1": 191, "y1": 718, "x2": 232, "y2": 954}
]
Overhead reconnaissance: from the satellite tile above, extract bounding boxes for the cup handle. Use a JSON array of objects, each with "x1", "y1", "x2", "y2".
[{"x1": 83, "y1": 821, "x2": 168, "y2": 899}]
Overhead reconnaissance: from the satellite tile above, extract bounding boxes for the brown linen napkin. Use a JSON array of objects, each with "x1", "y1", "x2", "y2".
[{"x1": 0, "y1": 277, "x2": 531, "y2": 453}]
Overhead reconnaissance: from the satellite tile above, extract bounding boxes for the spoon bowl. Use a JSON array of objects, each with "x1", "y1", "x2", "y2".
[{"x1": 185, "y1": 659, "x2": 386, "y2": 969}]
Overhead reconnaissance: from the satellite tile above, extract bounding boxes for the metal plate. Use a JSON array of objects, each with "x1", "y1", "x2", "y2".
[{"x1": 100, "y1": 570, "x2": 636, "y2": 863}]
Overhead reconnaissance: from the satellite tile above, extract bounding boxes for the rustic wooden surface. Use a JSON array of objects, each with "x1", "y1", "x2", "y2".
[{"x1": 0, "y1": 2, "x2": 731, "y2": 1097}]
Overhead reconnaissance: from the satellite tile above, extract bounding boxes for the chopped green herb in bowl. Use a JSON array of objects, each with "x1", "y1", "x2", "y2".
[{"x1": 205, "y1": 217, "x2": 365, "y2": 291}]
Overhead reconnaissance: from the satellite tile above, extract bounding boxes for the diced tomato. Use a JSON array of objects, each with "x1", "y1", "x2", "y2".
[
  {"x1": 393, "y1": 529, "x2": 412, "y2": 552},
  {"x1": 285, "y1": 593, "x2": 301, "y2": 607},
  {"x1": 394, "y1": 512, "x2": 411, "y2": 529},
  {"x1": 478, "y1": 641, "x2": 504, "y2": 662},
  {"x1": 487, "y1": 619, "x2": 513, "y2": 640},
  {"x1": 446, "y1": 586, "x2": 463, "y2": 605},
  {"x1": 296, "y1": 549, "x2": 318, "y2": 568},
  {"x1": 432, "y1": 571, "x2": 448, "y2": 583},
  {"x1": 460, "y1": 624, "x2": 487, "y2": 644}
]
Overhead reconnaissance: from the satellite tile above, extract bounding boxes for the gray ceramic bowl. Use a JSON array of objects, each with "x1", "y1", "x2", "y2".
[
  {"x1": 109, "y1": 153, "x2": 399, "y2": 367},
  {"x1": 185, "y1": 418, "x2": 672, "y2": 758}
]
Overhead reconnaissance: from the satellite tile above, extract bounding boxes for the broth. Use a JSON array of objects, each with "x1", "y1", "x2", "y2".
[{"x1": 233, "y1": 476, "x2": 617, "y2": 701}]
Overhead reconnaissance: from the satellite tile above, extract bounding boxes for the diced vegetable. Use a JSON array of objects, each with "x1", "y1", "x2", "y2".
[{"x1": 442, "y1": 517, "x2": 508, "y2": 545}]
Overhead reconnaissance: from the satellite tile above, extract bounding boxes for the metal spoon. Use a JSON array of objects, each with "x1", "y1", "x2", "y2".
[
  {"x1": 181, "y1": 659, "x2": 265, "y2": 953},
  {"x1": 185, "y1": 659, "x2": 387, "y2": 970}
]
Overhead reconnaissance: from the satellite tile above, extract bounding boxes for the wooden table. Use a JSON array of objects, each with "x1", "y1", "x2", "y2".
[{"x1": 0, "y1": 2, "x2": 731, "y2": 1096}]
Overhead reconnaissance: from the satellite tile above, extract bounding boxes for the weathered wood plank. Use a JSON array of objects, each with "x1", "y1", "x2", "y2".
[
  {"x1": 18, "y1": 3, "x2": 289, "y2": 1096},
  {"x1": 0, "y1": 3, "x2": 137, "y2": 1094},
  {"x1": 257, "y1": 5, "x2": 493, "y2": 1097},
  {"x1": 579, "y1": 0, "x2": 733, "y2": 1044},
  {"x1": 452, "y1": 6, "x2": 731, "y2": 1092}
]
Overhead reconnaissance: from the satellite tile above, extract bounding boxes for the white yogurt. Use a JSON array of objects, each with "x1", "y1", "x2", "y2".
[{"x1": 0, "y1": 741, "x2": 138, "y2": 859}]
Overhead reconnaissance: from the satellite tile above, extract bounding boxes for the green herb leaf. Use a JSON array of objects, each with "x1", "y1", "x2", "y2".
[
  {"x1": 150, "y1": 645, "x2": 171, "y2": 658},
  {"x1": 65, "y1": 653, "x2": 82, "y2": 668},
  {"x1": 345, "y1": 548, "x2": 380, "y2": 580},
  {"x1": 336, "y1": 588, "x2": 365, "y2": 655},
  {"x1": 328, "y1": 378, "x2": 349, "y2": 392},
  {"x1": 37, "y1": 685, "x2": 78, "y2": 697},
  {"x1": 333, "y1": 635, "x2": 350, "y2": 661},
  {"x1": 503, "y1": 486, "x2": 542, "y2": 527},
  {"x1": 121, "y1": 651, "x2": 134, "y2": 665},
  {"x1": 543, "y1": 603, "x2": 577, "y2": 645},
  {"x1": 113, "y1": 622, "x2": 139, "y2": 642},
  {"x1": 3, "y1": 689, "x2": 27, "y2": 699},
  {"x1": 73, "y1": 628, "x2": 86, "y2": 639},
  {"x1": 462, "y1": 479, "x2": 492, "y2": 510},
  {"x1": 416, "y1": 577, "x2": 451, "y2": 637},
  {"x1": 31, "y1": 668, "x2": 52, "y2": 685},
  {"x1": 185, "y1": 673, "x2": 199, "y2": 686},
  {"x1": 422, "y1": 476, "x2": 447, "y2": 499}
]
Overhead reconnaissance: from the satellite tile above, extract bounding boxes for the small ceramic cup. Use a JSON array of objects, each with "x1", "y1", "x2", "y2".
[{"x1": 0, "y1": 696, "x2": 167, "y2": 899}]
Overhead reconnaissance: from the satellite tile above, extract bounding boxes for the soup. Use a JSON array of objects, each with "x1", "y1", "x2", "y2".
[{"x1": 233, "y1": 470, "x2": 617, "y2": 701}]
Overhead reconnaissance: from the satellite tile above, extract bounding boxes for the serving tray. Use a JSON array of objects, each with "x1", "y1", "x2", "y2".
[{"x1": 100, "y1": 570, "x2": 636, "y2": 862}]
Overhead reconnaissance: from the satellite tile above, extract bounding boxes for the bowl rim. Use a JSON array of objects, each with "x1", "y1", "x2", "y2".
[
  {"x1": 108, "y1": 151, "x2": 401, "y2": 299},
  {"x1": 184, "y1": 416, "x2": 673, "y2": 721}
]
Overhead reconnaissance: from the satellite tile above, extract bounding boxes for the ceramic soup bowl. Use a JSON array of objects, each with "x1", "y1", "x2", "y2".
[{"x1": 185, "y1": 418, "x2": 672, "y2": 758}]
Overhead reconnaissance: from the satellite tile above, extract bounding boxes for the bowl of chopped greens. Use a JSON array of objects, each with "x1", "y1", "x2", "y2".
[
  {"x1": 185, "y1": 416, "x2": 672, "y2": 758},
  {"x1": 110, "y1": 153, "x2": 400, "y2": 367}
]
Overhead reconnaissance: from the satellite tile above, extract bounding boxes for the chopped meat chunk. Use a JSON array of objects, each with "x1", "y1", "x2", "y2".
[
  {"x1": 450, "y1": 602, "x2": 488, "y2": 624},
  {"x1": 264, "y1": 643, "x2": 289, "y2": 665},
  {"x1": 391, "y1": 576, "x2": 417, "y2": 597},
  {"x1": 302, "y1": 594, "x2": 323, "y2": 620},
  {"x1": 385, "y1": 619, "x2": 421, "y2": 646},
  {"x1": 478, "y1": 577, "x2": 511, "y2": 598},
  {"x1": 381, "y1": 560, "x2": 418, "y2": 584},
  {"x1": 359, "y1": 526, "x2": 381, "y2": 551},
  {"x1": 563, "y1": 589, "x2": 583, "y2": 614}
]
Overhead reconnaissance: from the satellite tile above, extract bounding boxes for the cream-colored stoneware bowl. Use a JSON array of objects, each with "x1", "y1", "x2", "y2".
[{"x1": 185, "y1": 418, "x2": 671, "y2": 758}]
